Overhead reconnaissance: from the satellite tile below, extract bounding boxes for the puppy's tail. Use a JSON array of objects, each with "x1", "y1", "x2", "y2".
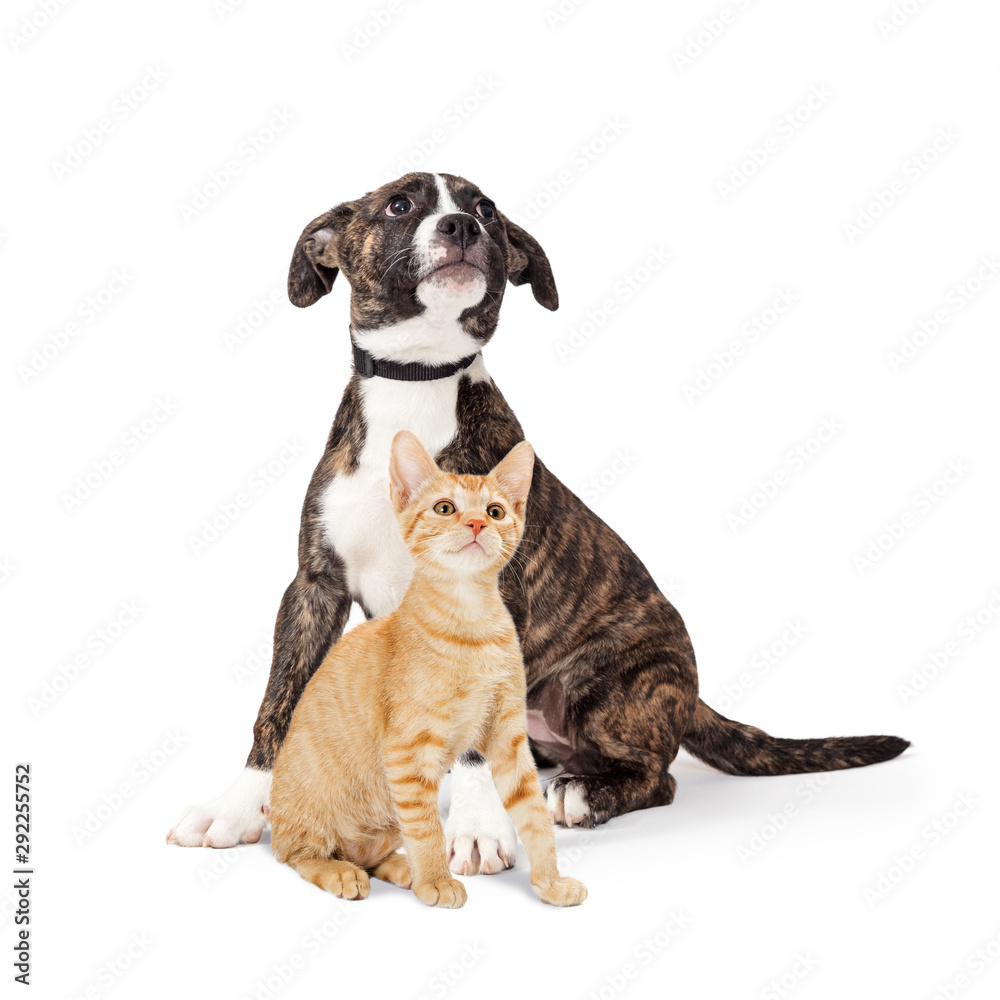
[{"x1": 681, "y1": 699, "x2": 909, "y2": 776}]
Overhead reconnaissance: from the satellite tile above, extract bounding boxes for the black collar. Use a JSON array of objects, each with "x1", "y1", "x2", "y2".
[{"x1": 352, "y1": 342, "x2": 479, "y2": 382}]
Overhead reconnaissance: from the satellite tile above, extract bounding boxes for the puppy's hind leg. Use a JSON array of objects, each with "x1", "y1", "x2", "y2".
[{"x1": 531, "y1": 634, "x2": 696, "y2": 828}]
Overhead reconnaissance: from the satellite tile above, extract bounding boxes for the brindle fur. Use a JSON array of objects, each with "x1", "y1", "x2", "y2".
[{"x1": 247, "y1": 172, "x2": 907, "y2": 827}]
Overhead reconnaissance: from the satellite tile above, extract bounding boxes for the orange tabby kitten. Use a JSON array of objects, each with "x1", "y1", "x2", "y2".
[{"x1": 269, "y1": 431, "x2": 587, "y2": 908}]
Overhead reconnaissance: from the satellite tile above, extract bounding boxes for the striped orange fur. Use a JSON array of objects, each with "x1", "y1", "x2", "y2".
[{"x1": 269, "y1": 430, "x2": 587, "y2": 908}]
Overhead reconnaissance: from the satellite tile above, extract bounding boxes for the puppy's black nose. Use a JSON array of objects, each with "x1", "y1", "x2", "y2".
[{"x1": 436, "y1": 214, "x2": 480, "y2": 248}]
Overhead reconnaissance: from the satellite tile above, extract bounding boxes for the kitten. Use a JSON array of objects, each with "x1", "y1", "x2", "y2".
[{"x1": 269, "y1": 431, "x2": 587, "y2": 908}]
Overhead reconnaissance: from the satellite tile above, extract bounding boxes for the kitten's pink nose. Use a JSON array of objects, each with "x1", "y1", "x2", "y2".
[{"x1": 467, "y1": 518, "x2": 486, "y2": 538}]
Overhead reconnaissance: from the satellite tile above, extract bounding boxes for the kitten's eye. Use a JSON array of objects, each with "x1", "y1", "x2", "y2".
[
  {"x1": 487, "y1": 504, "x2": 505, "y2": 520},
  {"x1": 433, "y1": 500, "x2": 456, "y2": 515},
  {"x1": 385, "y1": 196, "x2": 413, "y2": 217},
  {"x1": 475, "y1": 200, "x2": 496, "y2": 220}
]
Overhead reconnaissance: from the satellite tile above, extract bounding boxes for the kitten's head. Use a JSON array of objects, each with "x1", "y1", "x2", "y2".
[{"x1": 388, "y1": 431, "x2": 534, "y2": 576}]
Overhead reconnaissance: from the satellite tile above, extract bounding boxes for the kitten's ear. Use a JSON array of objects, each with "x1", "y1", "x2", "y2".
[
  {"x1": 491, "y1": 441, "x2": 535, "y2": 510},
  {"x1": 389, "y1": 431, "x2": 439, "y2": 510}
]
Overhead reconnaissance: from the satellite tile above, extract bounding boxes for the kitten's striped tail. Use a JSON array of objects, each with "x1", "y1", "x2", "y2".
[{"x1": 681, "y1": 699, "x2": 909, "y2": 776}]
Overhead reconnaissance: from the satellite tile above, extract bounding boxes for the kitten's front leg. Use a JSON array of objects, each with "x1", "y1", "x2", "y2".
[
  {"x1": 483, "y1": 705, "x2": 587, "y2": 907},
  {"x1": 384, "y1": 752, "x2": 467, "y2": 908}
]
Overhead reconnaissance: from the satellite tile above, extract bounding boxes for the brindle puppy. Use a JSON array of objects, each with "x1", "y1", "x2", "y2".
[{"x1": 168, "y1": 172, "x2": 907, "y2": 873}]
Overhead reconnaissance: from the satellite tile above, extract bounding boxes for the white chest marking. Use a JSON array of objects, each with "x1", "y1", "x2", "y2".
[
  {"x1": 320, "y1": 355, "x2": 490, "y2": 618},
  {"x1": 352, "y1": 306, "x2": 483, "y2": 365}
]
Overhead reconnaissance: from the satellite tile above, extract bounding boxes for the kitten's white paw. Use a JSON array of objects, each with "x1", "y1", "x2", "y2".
[
  {"x1": 167, "y1": 768, "x2": 271, "y2": 848},
  {"x1": 546, "y1": 777, "x2": 591, "y2": 828},
  {"x1": 445, "y1": 760, "x2": 517, "y2": 876}
]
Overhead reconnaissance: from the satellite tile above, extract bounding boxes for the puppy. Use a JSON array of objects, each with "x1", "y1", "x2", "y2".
[{"x1": 168, "y1": 172, "x2": 907, "y2": 875}]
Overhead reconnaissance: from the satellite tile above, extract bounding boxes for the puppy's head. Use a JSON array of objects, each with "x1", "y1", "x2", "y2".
[{"x1": 287, "y1": 172, "x2": 557, "y2": 346}]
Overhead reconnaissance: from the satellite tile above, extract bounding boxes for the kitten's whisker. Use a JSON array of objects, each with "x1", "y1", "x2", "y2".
[
  {"x1": 508, "y1": 538, "x2": 542, "y2": 549},
  {"x1": 500, "y1": 556, "x2": 528, "y2": 603}
]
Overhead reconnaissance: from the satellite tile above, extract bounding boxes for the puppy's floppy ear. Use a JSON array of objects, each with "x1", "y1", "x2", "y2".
[
  {"x1": 287, "y1": 202, "x2": 356, "y2": 308},
  {"x1": 500, "y1": 214, "x2": 559, "y2": 311},
  {"x1": 389, "y1": 431, "x2": 439, "y2": 510}
]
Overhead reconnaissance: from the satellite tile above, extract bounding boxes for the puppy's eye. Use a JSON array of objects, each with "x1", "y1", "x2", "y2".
[
  {"x1": 385, "y1": 197, "x2": 413, "y2": 217},
  {"x1": 475, "y1": 200, "x2": 496, "y2": 220},
  {"x1": 486, "y1": 504, "x2": 505, "y2": 520},
  {"x1": 433, "y1": 500, "x2": 456, "y2": 515}
]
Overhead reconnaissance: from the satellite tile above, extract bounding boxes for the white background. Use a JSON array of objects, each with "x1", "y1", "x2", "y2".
[{"x1": 4, "y1": 1, "x2": 1000, "y2": 998}]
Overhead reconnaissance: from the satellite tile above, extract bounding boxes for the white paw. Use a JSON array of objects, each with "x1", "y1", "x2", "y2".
[
  {"x1": 546, "y1": 778, "x2": 591, "y2": 828},
  {"x1": 445, "y1": 760, "x2": 517, "y2": 876},
  {"x1": 167, "y1": 768, "x2": 271, "y2": 848}
]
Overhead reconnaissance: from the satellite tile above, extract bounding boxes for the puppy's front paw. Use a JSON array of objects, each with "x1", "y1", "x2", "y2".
[
  {"x1": 446, "y1": 763, "x2": 517, "y2": 875},
  {"x1": 413, "y1": 877, "x2": 467, "y2": 908},
  {"x1": 531, "y1": 874, "x2": 587, "y2": 907},
  {"x1": 167, "y1": 768, "x2": 271, "y2": 848}
]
